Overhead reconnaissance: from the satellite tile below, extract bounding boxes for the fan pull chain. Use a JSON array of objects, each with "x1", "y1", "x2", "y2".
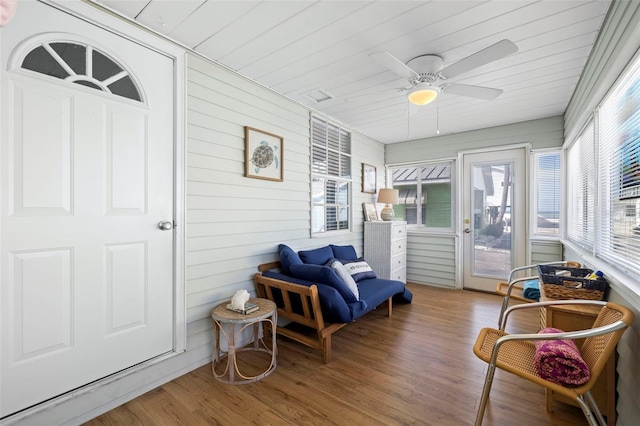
[
  {"x1": 436, "y1": 98, "x2": 440, "y2": 135},
  {"x1": 407, "y1": 101, "x2": 411, "y2": 138}
]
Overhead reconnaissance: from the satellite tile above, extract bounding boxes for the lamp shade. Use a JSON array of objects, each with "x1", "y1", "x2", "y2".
[
  {"x1": 407, "y1": 82, "x2": 440, "y2": 106},
  {"x1": 377, "y1": 188, "x2": 399, "y2": 205}
]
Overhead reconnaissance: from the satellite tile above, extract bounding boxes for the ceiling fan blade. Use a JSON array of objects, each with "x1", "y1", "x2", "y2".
[
  {"x1": 442, "y1": 83, "x2": 503, "y2": 100},
  {"x1": 440, "y1": 39, "x2": 517, "y2": 79},
  {"x1": 369, "y1": 51, "x2": 420, "y2": 80}
]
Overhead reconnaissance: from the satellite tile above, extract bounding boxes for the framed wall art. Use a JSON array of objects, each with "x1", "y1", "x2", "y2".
[
  {"x1": 362, "y1": 163, "x2": 376, "y2": 193},
  {"x1": 362, "y1": 202, "x2": 378, "y2": 221},
  {"x1": 245, "y1": 126, "x2": 284, "y2": 181}
]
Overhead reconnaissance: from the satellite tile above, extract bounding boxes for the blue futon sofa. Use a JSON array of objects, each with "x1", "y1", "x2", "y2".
[{"x1": 254, "y1": 243, "x2": 412, "y2": 362}]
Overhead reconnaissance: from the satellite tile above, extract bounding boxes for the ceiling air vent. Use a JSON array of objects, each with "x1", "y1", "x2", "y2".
[{"x1": 305, "y1": 88, "x2": 334, "y2": 103}]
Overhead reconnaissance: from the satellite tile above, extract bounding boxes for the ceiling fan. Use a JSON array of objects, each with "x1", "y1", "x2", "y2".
[{"x1": 370, "y1": 39, "x2": 518, "y2": 106}]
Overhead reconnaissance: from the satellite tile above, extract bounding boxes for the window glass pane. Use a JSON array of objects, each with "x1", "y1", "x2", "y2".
[
  {"x1": 534, "y1": 152, "x2": 560, "y2": 236},
  {"x1": 566, "y1": 121, "x2": 595, "y2": 249},
  {"x1": 597, "y1": 62, "x2": 640, "y2": 274},
  {"x1": 326, "y1": 179, "x2": 337, "y2": 205},
  {"x1": 312, "y1": 118, "x2": 327, "y2": 146},
  {"x1": 391, "y1": 163, "x2": 452, "y2": 229},
  {"x1": 325, "y1": 206, "x2": 338, "y2": 231},
  {"x1": 337, "y1": 206, "x2": 349, "y2": 230},
  {"x1": 20, "y1": 41, "x2": 143, "y2": 102},
  {"x1": 340, "y1": 152, "x2": 351, "y2": 179},
  {"x1": 92, "y1": 49, "x2": 122, "y2": 81},
  {"x1": 22, "y1": 45, "x2": 69, "y2": 79},
  {"x1": 311, "y1": 116, "x2": 351, "y2": 234},
  {"x1": 74, "y1": 80, "x2": 102, "y2": 90},
  {"x1": 108, "y1": 77, "x2": 141, "y2": 102},
  {"x1": 51, "y1": 42, "x2": 86, "y2": 75},
  {"x1": 472, "y1": 163, "x2": 512, "y2": 278},
  {"x1": 312, "y1": 145, "x2": 327, "y2": 174},
  {"x1": 327, "y1": 150, "x2": 340, "y2": 176},
  {"x1": 327, "y1": 124, "x2": 340, "y2": 152},
  {"x1": 424, "y1": 182, "x2": 451, "y2": 227},
  {"x1": 339, "y1": 130, "x2": 351, "y2": 154},
  {"x1": 311, "y1": 205, "x2": 325, "y2": 233}
]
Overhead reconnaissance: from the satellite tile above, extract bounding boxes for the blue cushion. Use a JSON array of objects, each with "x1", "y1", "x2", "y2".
[
  {"x1": 278, "y1": 244, "x2": 303, "y2": 275},
  {"x1": 330, "y1": 244, "x2": 358, "y2": 261},
  {"x1": 341, "y1": 258, "x2": 377, "y2": 282},
  {"x1": 262, "y1": 270, "x2": 352, "y2": 322},
  {"x1": 261, "y1": 270, "x2": 353, "y2": 322},
  {"x1": 298, "y1": 246, "x2": 334, "y2": 265},
  {"x1": 357, "y1": 278, "x2": 405, "y2": 310},
  {"x1": 289, "y1": 263, "x2": 358, "y2": 303}
]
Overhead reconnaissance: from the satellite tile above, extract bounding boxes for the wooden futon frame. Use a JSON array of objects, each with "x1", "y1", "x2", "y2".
[{"x1": 254, "y1": 261, "x2": 392, "y2": 363}]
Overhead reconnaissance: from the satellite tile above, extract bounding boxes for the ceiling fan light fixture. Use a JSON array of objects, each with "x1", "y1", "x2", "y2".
[{"x1": 407, "y1": 83, "x2": 440, "y2": 105}]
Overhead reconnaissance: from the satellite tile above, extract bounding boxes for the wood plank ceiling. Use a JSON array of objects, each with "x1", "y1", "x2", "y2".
[{"x1": 95, "y1": 0, "x2": 611, "y2": 144}]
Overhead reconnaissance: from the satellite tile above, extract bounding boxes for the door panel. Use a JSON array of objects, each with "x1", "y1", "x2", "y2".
[
  {"x1": 462, "y1": 148, "x2": 526, "y2": 291},
  {"x1": 108, "y1": 107, "x2": 147, "y2": 214},
  {"x1": 11, "y1": 249, "x2": 73, "y2": 361},
  {"x1": 11, "y1": 84, "x2": 73, "y2": 216},
  {"x1": 1, "y1": 0, "x2": 175, "y2": 417},
  {"x1": 105, "y1": 242, "x2": 147, "y2": 334}
]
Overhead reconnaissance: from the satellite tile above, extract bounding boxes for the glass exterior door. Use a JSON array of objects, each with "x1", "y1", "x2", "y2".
[{"x1": 462, "y1": 149, "x2": 525, "y2": 291}]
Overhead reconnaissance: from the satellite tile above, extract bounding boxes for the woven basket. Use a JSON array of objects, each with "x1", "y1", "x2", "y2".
[
  {"x1": 538, "y1": 265, "x2": 608, "y2": 301},
  {"x1": 541, "y1": 283, "x2": 606, "y2": 301}
]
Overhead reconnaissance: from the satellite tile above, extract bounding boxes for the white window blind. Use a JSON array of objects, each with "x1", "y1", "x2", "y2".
[
  {"x1": 311, "y1": 116, "x2": 351, "y2": 234},
  {"x1": 533, "y1": 151, "x2": 560, "y2": 236},
  {"x1": 597, "y1": 59, "x2": 640, "y2": 275},
  {"x1": 566, "y1": 120, "x2": 595, "y2": 249}
]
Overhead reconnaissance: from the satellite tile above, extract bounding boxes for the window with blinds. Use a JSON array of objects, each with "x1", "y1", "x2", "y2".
[
  {"x1": 566, "y1": 120, "x2": 595, "y2": 249},
  {"x1": 597, "y1": 57, "x2": 640, "y2": 275},
  {"x1": 311, "y1": 116, "x2": 351, "y2": 234},
  {"x1": 533, "y1": 151, "x2": 561, "y2": 237}
]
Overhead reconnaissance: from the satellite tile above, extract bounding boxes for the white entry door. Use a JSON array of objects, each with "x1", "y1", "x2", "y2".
[
  {"x1": 1, "y1": 1, "x2": 175, "y2": 417},
  {"x1": 461, "y1": 148, "x2": 526, "y2": 291}
]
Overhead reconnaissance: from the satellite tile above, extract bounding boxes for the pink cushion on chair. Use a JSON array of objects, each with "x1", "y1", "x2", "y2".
[{"x1": 533, "y1": 327, "x2": 591, "y2": 387}]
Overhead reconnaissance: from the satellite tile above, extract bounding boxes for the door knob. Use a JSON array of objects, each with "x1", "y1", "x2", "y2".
[
  {"x1": 464, "y1": 228, "x2": 471, "y2": 234},
  {"x1": 158, "y1": 221, "x2": 173, "y2": 231}
]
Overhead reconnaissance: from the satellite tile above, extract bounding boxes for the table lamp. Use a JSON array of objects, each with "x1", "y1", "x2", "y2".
[{"x1": 377, "y1": 188, "x2": 399, "y2": 221}]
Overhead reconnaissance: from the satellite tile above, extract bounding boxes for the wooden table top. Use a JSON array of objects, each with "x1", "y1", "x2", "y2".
[{"x1": 211, "y1": 297, "x2": 276, "y2": 323}]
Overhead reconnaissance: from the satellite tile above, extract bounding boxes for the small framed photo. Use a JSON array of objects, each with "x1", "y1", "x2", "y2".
[
  {"x1": 245, "y1": 126, "x2": 284, "y2": 181},
  {"x1": 362, "y1": 202, "x2": 378, "y2": 221},
  {"x1": 362, "y1": 163, "x2": 376, "y2": 193}
]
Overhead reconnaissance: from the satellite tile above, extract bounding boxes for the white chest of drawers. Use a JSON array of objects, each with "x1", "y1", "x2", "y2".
[{"x1": 364, "y1": 221, "x2": 407, "y2": 283}]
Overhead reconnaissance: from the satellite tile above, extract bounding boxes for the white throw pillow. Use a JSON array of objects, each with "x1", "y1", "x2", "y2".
[{"x1": 329, "y1": 260, "x2": 359, "y2": 300}]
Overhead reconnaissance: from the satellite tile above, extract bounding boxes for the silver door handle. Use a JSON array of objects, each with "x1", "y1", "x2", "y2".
[
  {"x1": 464, "y1": 228, "x2": 471, "y2": 233},
  {"x1": 158, "y1": 221, "x2": 173, "y2": 231}
]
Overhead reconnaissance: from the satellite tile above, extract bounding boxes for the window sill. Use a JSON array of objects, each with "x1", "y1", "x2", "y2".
[
  {"x1": 530, "y1": 236, "x2": 561, "y2": 242},
  {"x1": 406, "y1": 227, "x2": 456, "y2": 237},
  {"x1": 561, "y1": 239, "x2": 640, "y2": 308},
  {"x1": 312, "y1": 229, "x2": 352, "y2": 239}
]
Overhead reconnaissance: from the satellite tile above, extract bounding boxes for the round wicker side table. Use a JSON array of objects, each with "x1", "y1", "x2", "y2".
[{"x1": 210, "y1": 298, "x2": 277, "y2": 384}]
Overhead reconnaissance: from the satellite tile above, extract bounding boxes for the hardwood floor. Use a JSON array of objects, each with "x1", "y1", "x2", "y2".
[{"x1": 85, "y1": 284, "x2": 589, "y2": 425}]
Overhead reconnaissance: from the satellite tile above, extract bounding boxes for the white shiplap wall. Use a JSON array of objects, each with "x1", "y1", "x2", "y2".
[
  {"x1": 530, "y1": 240, "x2": 563, "y2": 264},
  {"x1": 386, "y1": 116, "x2": 564, "y2": 288},
  {"x1": 406, "y1": 235, "x2": 456, "y2": 287},
  {"x1": 386, "y1": 115, "x2": 564, "y2": 165},
  {"x1": 562, "y1": 1, "x2": 640, "y2": 424},
  {"x1": 185, "y1": 53, "x2": 386, "y2": 365}
]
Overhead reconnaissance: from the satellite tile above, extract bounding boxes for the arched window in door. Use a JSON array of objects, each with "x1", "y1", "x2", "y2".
[{"x1": 20, "y1": 41, "x2": 142, "y2": 102}]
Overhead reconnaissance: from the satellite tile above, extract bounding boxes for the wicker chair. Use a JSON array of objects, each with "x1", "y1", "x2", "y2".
[
  {"x1": 473, "y1": 300, "x2": 635, "y2": 426},
  {"x1": 495, "y1": 261, "x2": 581, "y2": 328}
]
